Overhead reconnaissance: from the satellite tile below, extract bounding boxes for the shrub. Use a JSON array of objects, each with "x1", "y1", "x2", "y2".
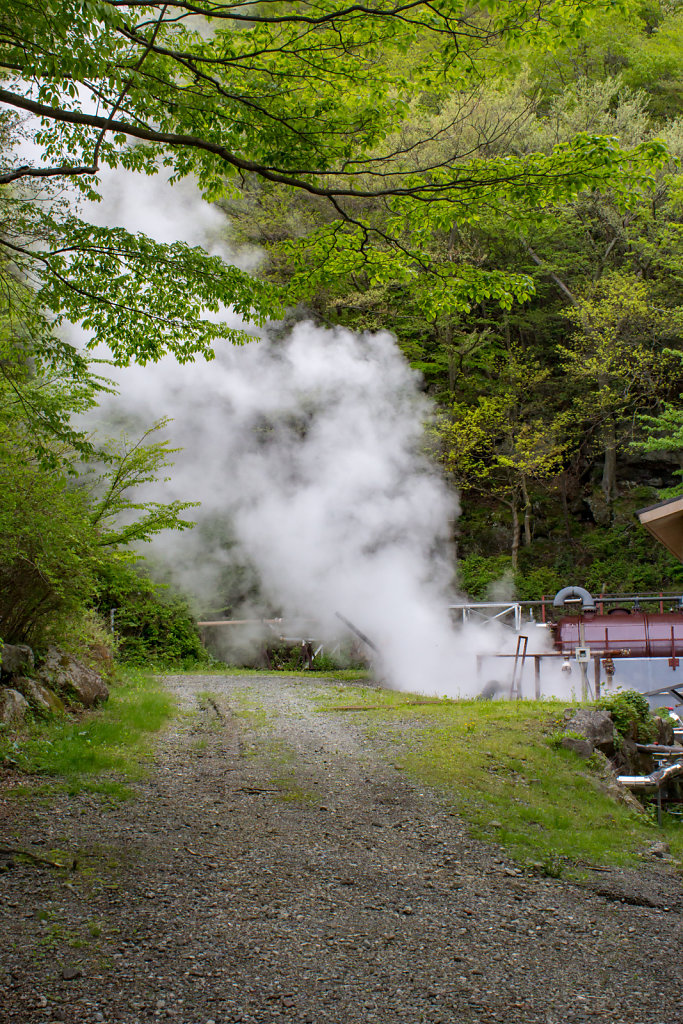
[
  {"x1": 96, "y1": 559, "x2": 209, "y2": 668},
  {"x1": 598, "y1": 689, "x2": 657, "y2": 743},
  {"x1": 457, "y1": 554, "x2": 512, "y2": 600},
  {"x1": 0, "y1": 445, "x2": 100, "y2": 644},
  {"x1": 43, "y1": 608, "x2": 117, "y2": 679}
]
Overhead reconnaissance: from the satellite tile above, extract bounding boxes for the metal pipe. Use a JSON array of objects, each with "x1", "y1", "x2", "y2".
[
  {"x1": 617, "y1": 760, "x2": 683, "y2": 791},
  {"x1": 553, "y1": 586, "x2": 596, "y2": 611},
  {"x1": 197, "y1": 618, "x2": 283, "y2": 626},
  {"x1": 636, "y1": 744, "x2": 683, "y2": 755},
  {"x1": 335, "y1": 612, "x2": 379, "y2": 653}
]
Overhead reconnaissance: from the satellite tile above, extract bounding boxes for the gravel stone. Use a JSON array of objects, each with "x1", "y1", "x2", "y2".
[{"x1": 1, "y1": 672, "x2": 682, "y2": 1024}]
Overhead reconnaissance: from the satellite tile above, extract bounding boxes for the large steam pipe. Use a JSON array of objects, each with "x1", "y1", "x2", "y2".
[
  {"x1": 553, "y1": 586, "x2": 596, "y2": 611},
  {"x1": 335, "y1": 612, "x2": 379, "y2": 653}
]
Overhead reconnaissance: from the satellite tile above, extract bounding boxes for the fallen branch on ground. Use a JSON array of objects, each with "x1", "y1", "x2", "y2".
[{"x1": 0, "y1": 845, "x2": 74, "y2": 869}]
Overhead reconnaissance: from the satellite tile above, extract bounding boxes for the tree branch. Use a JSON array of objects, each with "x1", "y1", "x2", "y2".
[
  {"x1": 524, "y1": 245, "x2": 578, "y2": 305},
  {"x1": 0, "y1": 87, "x2": 608, "y2": 202}
]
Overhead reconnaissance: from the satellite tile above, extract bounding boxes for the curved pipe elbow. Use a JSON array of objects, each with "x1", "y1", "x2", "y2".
[{"x1": 553, "y1": 586, "x2": 596, "y2": 611}]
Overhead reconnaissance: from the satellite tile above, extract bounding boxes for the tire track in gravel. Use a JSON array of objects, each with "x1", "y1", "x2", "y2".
[{"x1": 1, "y1": 672, "x2": 682, "y2": 1024}]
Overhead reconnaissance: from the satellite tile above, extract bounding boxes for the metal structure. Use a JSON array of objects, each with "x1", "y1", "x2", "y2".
[
  {"x1": 449, "y1": 601, "x2": 529, "y2": 631},
  {"x1": 508, "y1": 635, "x2": 528, "y2": 699},
  {"x1": 618, "y1": 760, "x2": 683, "y2": 825},
  {"x1": 469, "y1": 588, "x2": 683, "y2": 701},
  {"x1": 637, "y1": 494, "x2": 683, "y2": 562}
]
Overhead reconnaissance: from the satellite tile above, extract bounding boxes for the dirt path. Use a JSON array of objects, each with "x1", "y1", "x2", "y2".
[{"x1": 1, "y1": 673, "x2": 682, "y2": 1024}]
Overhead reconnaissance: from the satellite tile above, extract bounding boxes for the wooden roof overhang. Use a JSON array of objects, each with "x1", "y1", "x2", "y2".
[{"x1": 637, "y1": 494, "x2": 683, "y2": 562}]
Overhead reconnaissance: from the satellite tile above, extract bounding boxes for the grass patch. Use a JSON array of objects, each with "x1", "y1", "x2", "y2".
[
  {"x1": 155, "y1": 665, "x2": 372, "y2": 681},
  {"x1": 309, "y1": 683, "x2": 424, "y2": 709},
  {"x1": 310, "y1": 689, "x2": 683, "y2": 872},
  {"x1": 1, "y1": 667, "x2": 175, "y2": 797},
  {"x1": 304, "y1": 669, "x2": 371, "y2": 681},
  {"x1": 227, "y1": 688, "x2": 270, "y2": 728},
  {"x1": 269, "y1": 772, "x2": 319, "y2": 805}
]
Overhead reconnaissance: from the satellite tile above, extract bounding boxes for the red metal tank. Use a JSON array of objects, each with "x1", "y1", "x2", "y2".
[{"x1": 553, "y1": 611, "x2": 683, "y2": 658}]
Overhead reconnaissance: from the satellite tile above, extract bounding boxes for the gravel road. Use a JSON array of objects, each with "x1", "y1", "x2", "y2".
[{"x1": 1, "y1": 672, "x2": 682, "y2": 1024}]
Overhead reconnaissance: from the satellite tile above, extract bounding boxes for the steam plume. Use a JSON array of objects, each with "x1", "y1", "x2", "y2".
[{"x1": 79, "y1": 171, "x2": 506, "y2": 695}]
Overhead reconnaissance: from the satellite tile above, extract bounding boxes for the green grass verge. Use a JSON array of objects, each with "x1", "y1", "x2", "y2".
[
  {"x1": 312, "y1": 688, "x2": 683, "y2": 873},
  {"x1": 156, "y1": 665, "x2": 371, "y2": 681},
  {"x1": 1, "y1": 668, "x2": 175, "y2": 798}
]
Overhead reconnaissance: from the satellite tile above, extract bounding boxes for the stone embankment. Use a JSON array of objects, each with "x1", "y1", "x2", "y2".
[
  {"x1": 561, "y1": 706, "x2": 677, "y2": 776},
  {"x1": 0, "y1": 644, "x2": 109, "y2": 725}
]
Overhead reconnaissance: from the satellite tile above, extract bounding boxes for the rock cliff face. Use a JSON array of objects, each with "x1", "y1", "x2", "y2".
[{"x1": 0, "y1": 642, "x2": 108, "y2": 724}]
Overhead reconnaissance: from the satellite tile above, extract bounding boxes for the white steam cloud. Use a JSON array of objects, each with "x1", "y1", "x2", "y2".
[{"x1": 75, "y1": 171, "x2": 530, "y2": 696}]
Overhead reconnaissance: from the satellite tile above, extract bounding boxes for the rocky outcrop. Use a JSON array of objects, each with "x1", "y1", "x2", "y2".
[
  {"x1": 0, "y1": 688, "x2": 29, "y2": 725},
  {"x1": 599, "y1": 777, "x2": 646, "y2": 813},
  {"x1": 14, "y1": 677, "x2": 65, "y2": 716},
  {"x1": 564, "y1": 708, "x2": 618, "y2": 757},
  {"x1": 613, "y1": 736, "x2": 655, "y2": 776},
  {"x1": 560, "y1": 736, "x2": 594, "y2": 758},
  {"x1": 0, "y1": 644, "x2": 34, "y2": 677},
  {"x1": 654, "y1": 715, "x2": 674, "y2": 746},
  {"x1": 561, "y1": 706, "x2": 656, "y2": 775},
  {"x1": 37, "y1": 646, "x2": 109, "y2": 707}
]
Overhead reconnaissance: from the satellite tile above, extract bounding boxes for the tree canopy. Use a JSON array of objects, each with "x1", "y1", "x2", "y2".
[
  {"x1": 0, "y1": 0, "x2": 669, "y2": 364},
  {"x1": 1, "y1": 0, "x2": 682, "y2": 627}
]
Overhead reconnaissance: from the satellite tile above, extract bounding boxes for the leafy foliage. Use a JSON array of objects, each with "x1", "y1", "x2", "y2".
[
  {"x1": 0, "y1": 323, "x2": 201, "y2": 650},
  {"x1": 241, "y1": 14, "x2": 683, "y2": 586},
  {"x1": 96, "y1": 559, "x2": 208, "y2": 667},
  {"x1": 598, "y1": 689, "x2": 657, "y2": 743},
  {"x1": 0, "y1": 0, "x2": 671, "y2": 369},
  {"x1": 0, "y1": 430, "x2": 100, "y2": 643},
  {"x1": 2, "y1": 0, "x2": 683, "y2": 613},
  {"x1": 84, "y1": 420, "x2": 198, "y2": 548}
]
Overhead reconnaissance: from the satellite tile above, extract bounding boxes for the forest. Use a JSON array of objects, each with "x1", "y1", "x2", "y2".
[{"x1": 1, "y1": 0, "x2": 683, "y2": 665}]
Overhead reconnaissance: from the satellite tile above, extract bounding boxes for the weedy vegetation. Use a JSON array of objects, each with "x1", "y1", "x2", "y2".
[
  {"x1": 311, "y1": 687, "x2": 683, "y2": 874},
  {"x1": 1, "y1": 668, "x2": 175, "y2": 798}
]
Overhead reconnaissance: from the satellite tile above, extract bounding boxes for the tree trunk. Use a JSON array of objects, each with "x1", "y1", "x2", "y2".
[
  {"x1": 601, "y1": 417, "x2": 619, "y2": 506},
  {"x1": 511, "y1": 501, "x2": 520, "y2": 571},
  {"x1": 521, "y1": 474, "x2": 532, "y2": 547},
  {"x1": 560, "y1": 473, "x2": 572, "y2": 540}
]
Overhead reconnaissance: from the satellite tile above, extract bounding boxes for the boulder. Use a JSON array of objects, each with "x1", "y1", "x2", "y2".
[
  {"x1": 37, "y1": 646, "x2": 108, "y2": 707},
  {"x1": 561, "y1": 736, "x2": 594, "y2": 758},
  {"x1": 0, "y1": 688, "x2": 29, "y2": 725},
  {"x1": 654, "y1": 715, "x2": 675, "y2": 747},
  {"x1": 0, "y1": 643, "x2": 34, "y2": 677},
  {"x1": 14, "y1": 677, "x2": 65, "y2": 716},
  {"x1": 564, "y1": 708, "x2": 618, "y2": 756},
  {"x1": 613, "y1": 737, "x2": 654, "y2": 776}
]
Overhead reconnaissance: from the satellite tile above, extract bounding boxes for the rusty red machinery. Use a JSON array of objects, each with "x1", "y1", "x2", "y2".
[
  {"x1": 473, "y1": 496, "x2": 683, "y2": 707},
  {"x1": 552, "y1": 609, "x2": 683, "y2": 668},
  {"x1": 548, "y1": 491, "x2": 683, "y2": 679},
  {"x1": 546, "y1": 582, "x2": 683, "y2": 697}
]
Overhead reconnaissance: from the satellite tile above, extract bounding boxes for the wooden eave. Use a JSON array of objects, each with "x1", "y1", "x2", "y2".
[{"x1": 637, "y1": 494, "x2": 683, "y2": 562}]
